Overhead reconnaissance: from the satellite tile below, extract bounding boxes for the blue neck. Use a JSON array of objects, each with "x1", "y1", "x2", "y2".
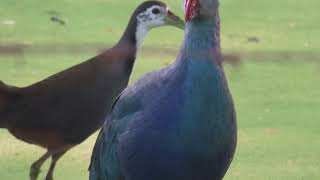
[{"x1": 179, "y1": 15, "x2": 221, "y2": 66}]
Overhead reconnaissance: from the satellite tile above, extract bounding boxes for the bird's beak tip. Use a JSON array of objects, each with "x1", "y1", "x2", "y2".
[{"x1": 166, "y1": 10, "x2": 185, "y2": 30}]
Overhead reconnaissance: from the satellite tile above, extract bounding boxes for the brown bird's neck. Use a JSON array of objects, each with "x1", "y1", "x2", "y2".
[
  {"x1": 117, "y1": 15, "x2": 139, "y2": 50},
  {"x1": 105, "y1": 16, "x2": 139, "y2": 76}
]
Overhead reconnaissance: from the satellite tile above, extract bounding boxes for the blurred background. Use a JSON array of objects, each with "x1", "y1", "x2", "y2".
[{"x1": 0, "y1": 0, "x2": 319, "y2": 179}]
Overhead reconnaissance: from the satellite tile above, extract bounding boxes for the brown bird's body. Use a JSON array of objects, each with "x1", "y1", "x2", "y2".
[
  {"x1": 0, "y1": 1, "x2": 184, "y2": 180},
  {"x1": 0, "y1": 43, "x2": 135, "y2": 180},
  {"x1": 4, "y1": 45, "x2": 135, "y2": 144}
]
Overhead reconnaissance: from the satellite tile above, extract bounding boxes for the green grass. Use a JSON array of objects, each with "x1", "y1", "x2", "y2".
[
  {"x1": 0, "y1": 0, "x2": 319, "y2": 179},
  {"x1": 1, "y1": 0, "x2": 319, "y2": 51}
]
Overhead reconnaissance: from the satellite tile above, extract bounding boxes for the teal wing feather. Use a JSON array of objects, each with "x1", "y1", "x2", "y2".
[
  {"x1": 89, "y1": 95, "x2": 123, "y2": 180},
  {"x1": 89, "y1": 88, "x2": 143, "y2": 180}
]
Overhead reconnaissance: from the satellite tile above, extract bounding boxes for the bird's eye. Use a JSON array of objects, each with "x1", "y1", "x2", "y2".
[{"x1": 152, "y1": 8, "x2": 160, "y2": 14}]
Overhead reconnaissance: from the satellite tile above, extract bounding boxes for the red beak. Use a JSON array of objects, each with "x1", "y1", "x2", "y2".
[{"x1": 185, "y1": 0, "x2": 200, "y2": 22}]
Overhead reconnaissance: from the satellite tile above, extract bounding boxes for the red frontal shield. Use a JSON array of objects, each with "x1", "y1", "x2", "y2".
[{"x1": 185, "y1": 0, "x2": 200, "y2": 22}]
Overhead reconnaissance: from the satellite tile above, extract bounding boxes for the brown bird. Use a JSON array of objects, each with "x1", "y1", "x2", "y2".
[{"x1": 0, "y1": 1, "x2": 184, "y2": 180}]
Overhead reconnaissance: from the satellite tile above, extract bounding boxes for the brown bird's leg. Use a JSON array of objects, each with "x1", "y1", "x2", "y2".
[
  {"x1": 45, "y1": 145, "x2": 73, "y2": 180},
  {"x1": 30, "y1": 151, "x2": 52, "y2": 180}
]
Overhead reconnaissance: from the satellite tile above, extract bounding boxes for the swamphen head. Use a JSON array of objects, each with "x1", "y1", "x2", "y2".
[{"x1": 184, "y1": 0, "x2": 219, "y2": 22}]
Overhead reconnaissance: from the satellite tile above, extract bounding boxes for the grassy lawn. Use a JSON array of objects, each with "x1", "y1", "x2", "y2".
[{"x1": 0, "y1": 0, "x2": 319, "y2": 180}]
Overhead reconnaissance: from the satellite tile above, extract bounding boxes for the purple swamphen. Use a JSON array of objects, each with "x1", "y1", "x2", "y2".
[{"x1": 89, "y1": 0, "x2": 237, "y2": 179}]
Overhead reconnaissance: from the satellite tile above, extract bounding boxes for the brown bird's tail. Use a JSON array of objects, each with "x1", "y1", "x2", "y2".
[{"x1": 0, "y1": 81, "x2": 15, "y2": 128}]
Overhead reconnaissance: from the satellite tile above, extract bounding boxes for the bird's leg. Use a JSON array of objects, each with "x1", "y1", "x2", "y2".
[
  {"x1": 44, "y1": 150, "x2": 67, "y2": 180},
  {"x1": 45, "y1": 145, "x2": 73, "y2": 180},
  {"x1": 30, "y1": 151, "x2": 52, "y2": 180}
]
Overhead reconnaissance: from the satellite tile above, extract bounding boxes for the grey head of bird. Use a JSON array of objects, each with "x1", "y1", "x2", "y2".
[
  {"x1": 130, "y1": 1, "x2": 185, "y2": 47},
  {"x1": 183, "y1": 0, "x2": 219, "y2": 22}
]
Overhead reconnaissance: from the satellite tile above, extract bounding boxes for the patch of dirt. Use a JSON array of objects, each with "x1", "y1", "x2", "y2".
[
  {"x1": 0, "y1": 44, "x2": 27, "y2": 55},
  {"x1": 264, "y1": 128, "x2": 281, "y2": 136},
  {"x1": 0, "y1": 43, "x2": 319, "y2": 66}
]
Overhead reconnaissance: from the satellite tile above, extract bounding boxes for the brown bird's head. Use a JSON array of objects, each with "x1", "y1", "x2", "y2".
[
  {"x1": 121, "y1": 1, "x2": 185, "y2": 47},
  {"x1": 134, "y1": 1, "x2": 184, "y2": 30}
]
